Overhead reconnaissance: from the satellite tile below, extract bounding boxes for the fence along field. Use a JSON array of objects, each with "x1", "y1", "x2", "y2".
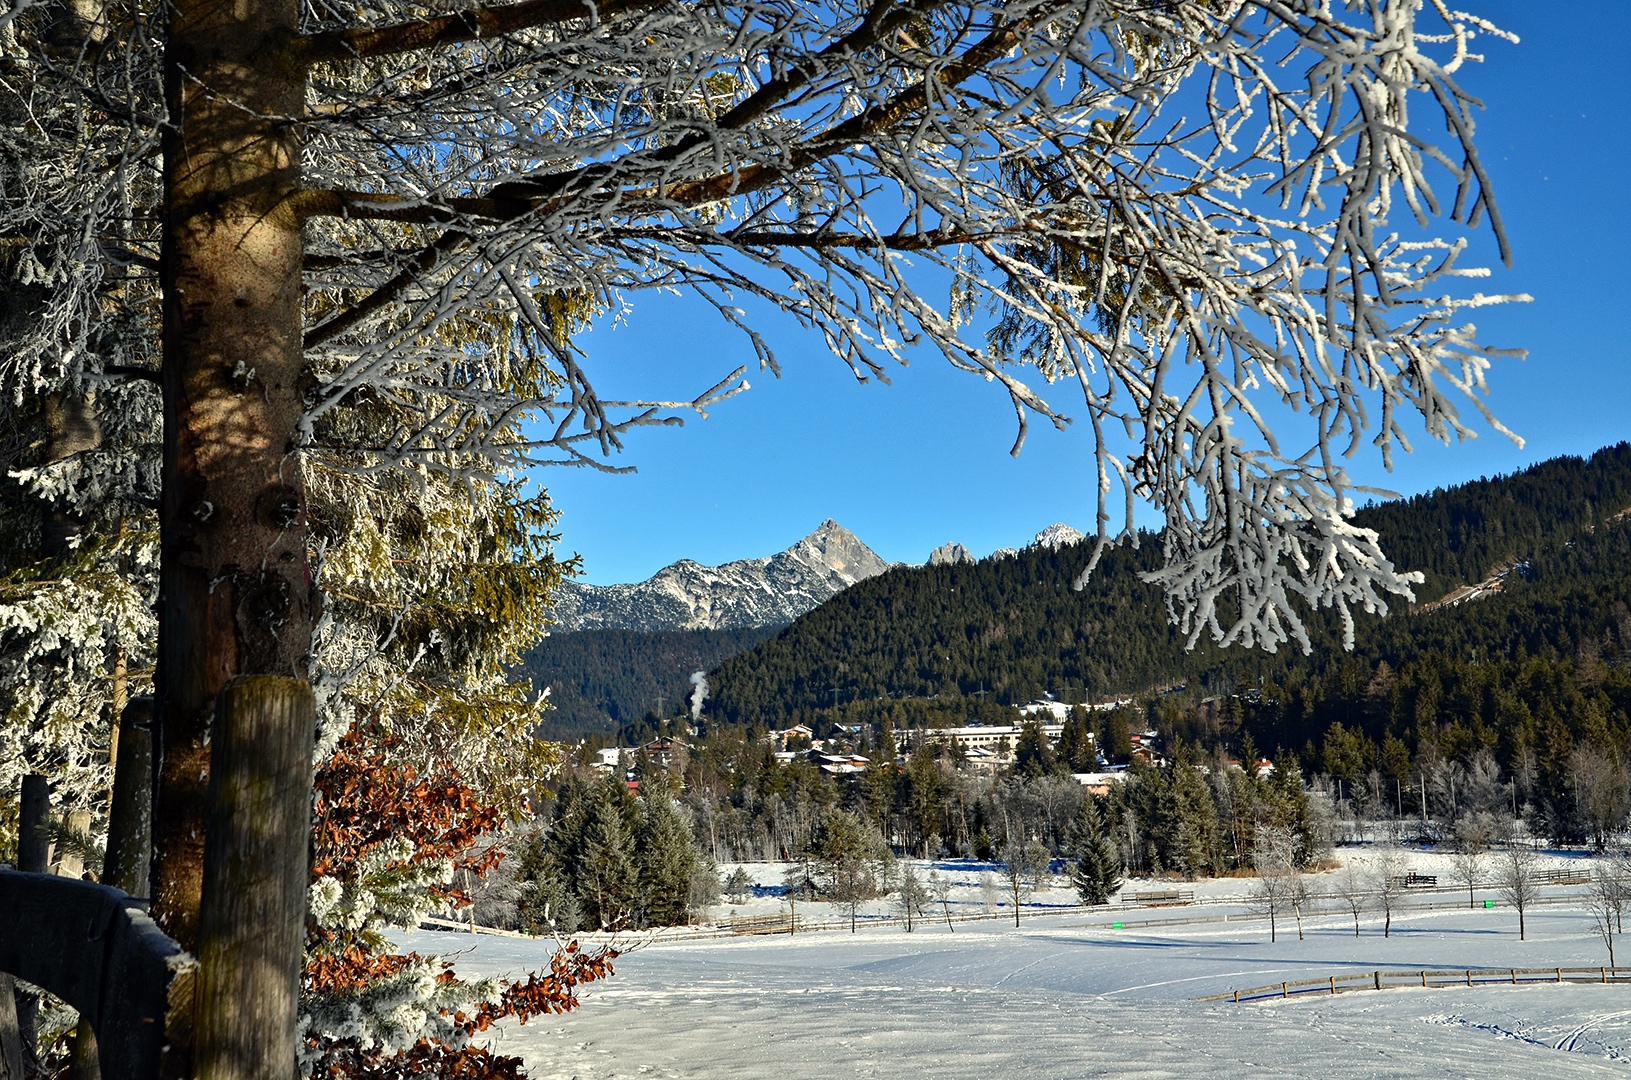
[{"x1": 1200, "y1": 966, "x2": 1631, "y2": 1004}]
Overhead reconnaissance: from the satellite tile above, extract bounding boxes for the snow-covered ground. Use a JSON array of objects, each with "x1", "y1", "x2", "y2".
[{"x1": 402, "y1": 852, "x2": 1631, "y2": 1078}]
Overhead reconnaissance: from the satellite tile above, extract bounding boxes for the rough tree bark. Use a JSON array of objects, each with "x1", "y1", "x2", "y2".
[
  {"x1": 192, "y1": 677, "x2": 314, "y2": 1080},
  {"x1": 150, "y1": 0, "x2": 311, "y2": 953},
  {"x1": 103, "y1": 698, "x2": 153, "y2": 899}
]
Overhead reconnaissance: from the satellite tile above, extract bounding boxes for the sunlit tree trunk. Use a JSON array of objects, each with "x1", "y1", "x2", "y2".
[{"x1": 151, "y1": 0, "x2": 311, "y2": 955}]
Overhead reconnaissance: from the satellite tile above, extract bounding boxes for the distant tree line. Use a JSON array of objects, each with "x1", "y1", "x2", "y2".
[
  {"x1": 705, "y1": 444, "x2": 1631, "y2": 730},
  {"x1": 517, "y1": 626, "x2": 783, "y2": 739}
]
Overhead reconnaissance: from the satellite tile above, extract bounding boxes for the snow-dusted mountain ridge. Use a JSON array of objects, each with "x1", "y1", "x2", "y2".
[
  {"x1": 1030, "y1": 522, "x2": 1086, "y2": 550},
  {"x1": 549, "y1": 519, "x2": 891, "y2": 632}
]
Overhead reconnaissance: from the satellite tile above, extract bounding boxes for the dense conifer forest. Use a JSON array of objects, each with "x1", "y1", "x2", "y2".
[
  {"x1": 520, "y1": 625, "x2": 784, "y2": 738},
  {"x1": 697, "y1": 444, "x2": 1631, "y2": 836}
]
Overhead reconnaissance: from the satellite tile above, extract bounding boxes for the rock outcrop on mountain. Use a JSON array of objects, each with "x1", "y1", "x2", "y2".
[
  {"x1": 1030, "y1": 522, "x2": 1087, "y2": 550},
  {"x1": 549, "y1": 519, "x2": 890, "y2": 632},
  {"x1": 928, "y1": 542, "x2": 975, "y2": 566}
]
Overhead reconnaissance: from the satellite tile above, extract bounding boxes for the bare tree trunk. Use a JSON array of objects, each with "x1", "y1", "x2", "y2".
[
  {"x1": 150, "y1": 0, "x2": 311, "y2": 953},
  {"x1": 103, "y1": 698, "x2": 154, "y2": 898},
  {"x1": 15, "y1": 776, "x2": 47, "y2": 1075},
  {"x1": 192, "y1": 677, "x2": 314, "y2": 1080},
  {"x1": 18, "y1": 775, "x2": 49, "y2": 873}
]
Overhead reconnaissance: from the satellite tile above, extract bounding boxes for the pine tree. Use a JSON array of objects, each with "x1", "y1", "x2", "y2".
[
  {"x1": 579, "y1": 784, "x2": 639, "y2": 931},
  {"x1": 1069, "y1": 799, "x2": 1122, "y2": 906},
  {"x1": 906, "y1": 748, "x2": 943, "y2": 858},
  {"x1": 724, "y1": 867, "x2": 753, "y2": 904},
  {"x1": 636, "y1": 792, "x2": 701, "y2": 927}
]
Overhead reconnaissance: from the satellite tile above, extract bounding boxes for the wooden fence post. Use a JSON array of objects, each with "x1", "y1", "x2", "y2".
[
  {"x1": 53, "y1": 811, "x2": 93, "y2": 878},
  {"x1": 192, "y1": 677, "x2": 314, "y2": 1080}
]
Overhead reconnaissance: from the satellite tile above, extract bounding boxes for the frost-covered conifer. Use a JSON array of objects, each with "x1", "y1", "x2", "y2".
[{"x1": 2, "y1": 0, "x2": 1528, "y2": 669}]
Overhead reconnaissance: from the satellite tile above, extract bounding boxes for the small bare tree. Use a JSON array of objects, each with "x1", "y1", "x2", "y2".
[
  {"x1": 1251, "y1": 827, "x2": 1298, "y2": 944},
  {"x1": 928, "y1": 869, "x2": 955, "y2": 932},
  {"x1": 1589, "y1": 853, "x2": 1630, "y2": 967},
  {"x1": 896, "y1": 865, "x2": 929, "y2": 932},
  {"x1": 1288, "y1": 873, "x2": 1314, "y2": 942},
  {"x1": 1452, "y1": 812, "x2": 1496, "y2": 909},
  {"x1": 1493, "y1": 843, "x2": 1540, "y2": 941},
  {"x1": 1370, "y1": 845, "x2": 1410, "y2": 938},
  {"x1": 1000, "y1": 837, "x2": 1051, "y2": 929},
  {"x1": 1334, "y1": 860, "x2": 1369, "y2": 938}
]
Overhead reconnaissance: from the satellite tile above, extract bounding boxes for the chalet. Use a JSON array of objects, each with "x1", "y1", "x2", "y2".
[
  {"x1": 642, "y1": 736, "x2": 689, "y2": 770},
  {"x1": 814, "y1": 753, "x2": 870, "y2": 776},
  {"x1": 1072, "y1": 770, "x2": 1128, "y2": 797},
  {"x1": 766, "y1": 724, "x2": 816, "y2": 750}
]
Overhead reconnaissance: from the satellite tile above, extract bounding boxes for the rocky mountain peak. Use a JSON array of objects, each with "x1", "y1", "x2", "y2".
[
  {"x1": 785, "y1": 519, "x2": 891, "y2": 583},
  {"x1": 928, "y1": 541, "x2": 976, "y2": 566},
  {"x1": 1030, "y1": 522, "x2": 1087, "y2": 551},
  {"x1": 549, "y1": 521, "x2": 890, "y2": 632}
]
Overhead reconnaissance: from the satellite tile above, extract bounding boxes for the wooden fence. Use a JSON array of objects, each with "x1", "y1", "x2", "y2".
[
  {"x1": 1197, "y1": 965, "x2": 1631, "y2": 1003},
  {"x1": 0, "y1": 870, "x2": 194, "y2": 1080},
  {"x1": 422, "y1": 882, "x2": 1603, "y2": 946}
]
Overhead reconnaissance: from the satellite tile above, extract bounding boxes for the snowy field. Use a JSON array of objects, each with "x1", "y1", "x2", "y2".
[{"x1": 402, "y1": 853, "x2": 1631, "y2": 1078}]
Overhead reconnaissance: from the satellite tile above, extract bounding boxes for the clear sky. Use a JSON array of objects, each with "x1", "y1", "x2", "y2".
[{"x1": 533, "y1": 2, "x2": 1631, "y2": 586}]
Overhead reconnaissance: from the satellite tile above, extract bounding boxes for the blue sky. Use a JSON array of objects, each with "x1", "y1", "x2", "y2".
[{"x1": 535, "y1": 2, "x2": 1631, "y2": 585}]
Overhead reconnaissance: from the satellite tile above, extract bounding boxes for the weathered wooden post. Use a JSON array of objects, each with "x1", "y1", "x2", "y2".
[
  {"x1": 0, "y1": 778, "x2": 25, "y2": 1080},
  {"x1": 191, "y1": 677, "x2": 314, "y2": 1080},
  {"x1": 54, "y1": 811, "x2": 93, "y2": 878}
]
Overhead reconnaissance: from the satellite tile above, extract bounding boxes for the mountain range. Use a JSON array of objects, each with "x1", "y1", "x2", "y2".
[
  {"x1": 526, "y1": 518, "x2": 1102, "y2": 736},
  {"x1": 704, "y1": 444, "x2": 1631, "y2": 740},
  {"x1": 547, "y1": 518, "x2": 891, "y2": 633}
]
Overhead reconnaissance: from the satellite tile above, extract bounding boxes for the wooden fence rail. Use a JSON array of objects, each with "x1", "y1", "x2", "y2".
[
  {"x1": 0, "y1": 870, "x2": 194, "y2": 1080},
  {"x1": 1198, "y1": 966, "x2": 1631, "y2": 1003},
  {"x1": 423, "y1": 885, "x2": 1603, "y2": 946}
]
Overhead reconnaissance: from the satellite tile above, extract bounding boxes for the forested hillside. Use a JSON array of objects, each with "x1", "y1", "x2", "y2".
[
  {"x1": 707, "y1": 444, "x2": 1631, "y2": 734},
  {"x1": 521, "y1": 626, "x2": 784, "y2": 738}
]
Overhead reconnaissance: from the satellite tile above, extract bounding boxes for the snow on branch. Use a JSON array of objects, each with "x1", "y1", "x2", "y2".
[{"x1": 1, "y1": 0, "x2": 1529, "y2": 650}]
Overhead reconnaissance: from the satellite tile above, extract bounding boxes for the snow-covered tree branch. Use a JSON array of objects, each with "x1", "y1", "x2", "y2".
[{"x1": 3, "y1": 0, "x2": 1525, "y2": 656}]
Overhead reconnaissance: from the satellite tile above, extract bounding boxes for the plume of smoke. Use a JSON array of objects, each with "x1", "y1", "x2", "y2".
[{"x1": 689, "y1": 670, "x2": 709, "y2": 720}]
